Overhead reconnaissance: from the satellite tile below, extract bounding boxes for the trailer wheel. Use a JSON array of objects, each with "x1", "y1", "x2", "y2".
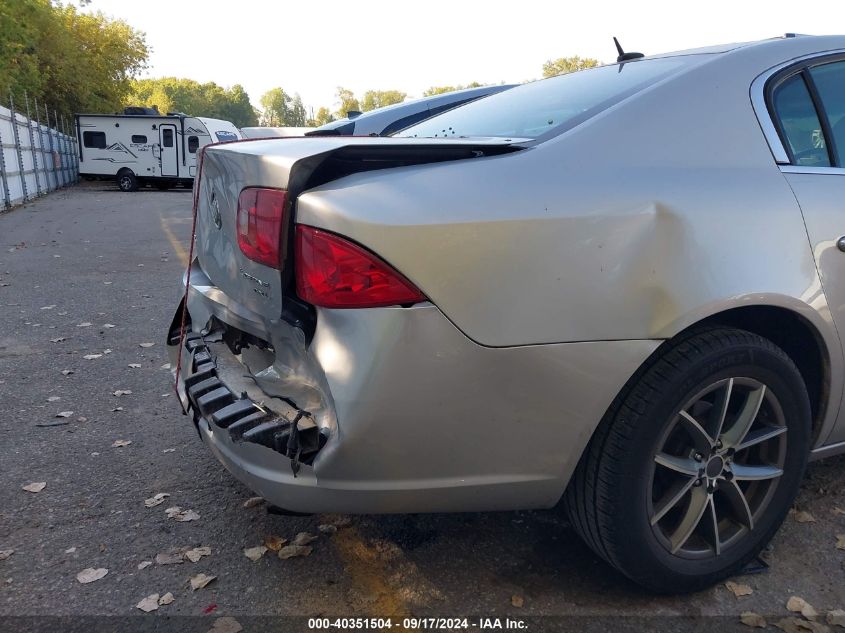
[{"x1": 117, "y1": 169, "x2": 138, "y2": 192}]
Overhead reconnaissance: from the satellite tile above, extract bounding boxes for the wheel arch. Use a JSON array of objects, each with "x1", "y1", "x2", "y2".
[{"x1": 655, "y1": 303, "x2": 838, "y2": 446}]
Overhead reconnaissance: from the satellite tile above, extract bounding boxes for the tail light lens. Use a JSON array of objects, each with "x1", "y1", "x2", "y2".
[
  {"x1": 236, "y1": 188, "x2": 287, "y2": 268},
  {"x1": 295, "y1": 225, "x2": 426, "y2": 309}
]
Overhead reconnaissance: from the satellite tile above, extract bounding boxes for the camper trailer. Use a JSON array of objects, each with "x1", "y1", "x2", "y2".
[{"x1": 75, "y1": 109, "x2": 242, "y2": 191}]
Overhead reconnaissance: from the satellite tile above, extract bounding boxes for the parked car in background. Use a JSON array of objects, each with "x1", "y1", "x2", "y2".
[
  {"x1": 76, "y1": 108, "x2": 242, "y2": 191},
  {"x1": 241, "y1": 127, "x2": 314, "y2": 139},
  {"x1": 305, "y1": 84, "x2": 516, "y2": 137},
  {"x1": 168, "y1": 34, "x2": 845, "y2": 593}
]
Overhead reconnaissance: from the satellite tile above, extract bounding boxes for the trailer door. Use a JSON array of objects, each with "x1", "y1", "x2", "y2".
[{"x1": 159, "y1": 124, "x2": 178, "y2": 176}]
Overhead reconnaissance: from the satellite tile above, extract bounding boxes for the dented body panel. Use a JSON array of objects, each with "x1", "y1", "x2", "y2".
[{"x1": 170, "y1": 35, "x2": 845, "y2": 515}]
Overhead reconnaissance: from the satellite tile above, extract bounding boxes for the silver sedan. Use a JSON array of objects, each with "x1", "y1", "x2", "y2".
[{"x1": 168, "y1": 34, "x2": 845, "y2": 593}]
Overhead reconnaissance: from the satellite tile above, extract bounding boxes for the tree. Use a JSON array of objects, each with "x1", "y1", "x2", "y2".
[
  {"x1": 288, "y1": 93, "x2": 307, "y2": 127},
  {"x1": 0, "y1": 0, "x2": 149, "y2": 119},
  {"x1": 360, "y1": 89, "x2": 406, "y2": 112},
  {"x1": 542, "y1": 56, "x2": 600, "y2": 78},
  {"x1": 126, "y1": 78, "x2": 257, "y2": 127},
  {"x1": 308, "y1": 106, "x2": 334, "y2": 127},
  {"x1": 335, "y1": 87, "x2": 359, "y2": 118},
  {"x1": 258, "y1": 87, "x2": 289, "y2": 126},
  {"x1": 423, "y1": 82, "x2": 482, "y2": 97}
]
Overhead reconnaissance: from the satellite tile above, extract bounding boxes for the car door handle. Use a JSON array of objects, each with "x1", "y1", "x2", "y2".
[{"x1": 838, "y1": 236, "x2": 845, "y2": 252}]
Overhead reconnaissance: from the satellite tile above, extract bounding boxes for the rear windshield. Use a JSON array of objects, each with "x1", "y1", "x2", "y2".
[{"x1": 397, "y1": 56, "x2": 702, "y2": 141}]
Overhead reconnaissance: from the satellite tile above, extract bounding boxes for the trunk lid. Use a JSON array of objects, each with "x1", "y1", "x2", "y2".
[{"x1": 194, "y1": 136, "x2": 523, "y2": 322}]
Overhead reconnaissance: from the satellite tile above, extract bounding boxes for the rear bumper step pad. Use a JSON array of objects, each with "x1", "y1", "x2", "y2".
[{"x1": 176, "y1": 332, "x2": 325, "y2": 467}]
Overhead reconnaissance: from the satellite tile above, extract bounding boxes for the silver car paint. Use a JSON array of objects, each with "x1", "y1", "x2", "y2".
[{"x1": 177, "y1": 35, "x2": 845, "y2": 514}]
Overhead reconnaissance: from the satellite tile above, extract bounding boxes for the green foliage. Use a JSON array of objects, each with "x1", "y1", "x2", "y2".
[
  {"x1": 542, "y1": 56, "x2": 600, "y2": 78},
  {"x1": 0, "y1": 0, "x2": 149, "y2": 119},
  {"x1": 308, "y1": 106, "x2": 334, "y2": 127},
  {"x1": 257, "y1": 87, "x2": 307, "y2": 127},
  {"x1": 335, "y1": 87, "x2": 360, "y2": 118},
  {"x1": 423, "y1": 82, "x2": 482, "y2": 97},
  {"x1": 127, "y1": 78, "x2": 257, "y2": 127},
  {"x1": 360, "y1": 89, "x2": 406, "y2": 112}
]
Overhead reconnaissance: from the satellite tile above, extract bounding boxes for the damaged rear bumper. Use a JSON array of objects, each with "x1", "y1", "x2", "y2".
[{"x1": 167, "y1": 266, "x2": 661, "y2": 514}]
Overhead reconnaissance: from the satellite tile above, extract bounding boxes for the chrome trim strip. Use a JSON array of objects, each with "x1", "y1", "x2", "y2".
[
  {"x1": 750, "y1": 48, "x2": 845, "y2": 166},
  {"x1": 809, "y1": 440, "x2": 845, "y2": 461},
  {"x1": 780, "y1": 165, "x2": 845, "y2": 175}
]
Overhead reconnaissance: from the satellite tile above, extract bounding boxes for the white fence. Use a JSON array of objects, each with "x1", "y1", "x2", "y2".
[{"x1": 0, "y1": 97, "x2": 79, "y2": 211}]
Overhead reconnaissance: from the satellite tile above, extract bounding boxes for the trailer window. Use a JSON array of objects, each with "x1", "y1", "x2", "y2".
[
  {"x1": 188, "y1": 136, "x2": 199, "y2": 153},
  {"x1": 162, "y1": 128, "x2": 174, "y2": 147},
  {"x1": 82, "y1": 131, "x2": 107, "y2": 149},
  {"x1": 214, "y1": 131, "x2": 239, "y2": 142},
  {"x1": 131, "y1": 135, "x2": 147, "y2": 144}
]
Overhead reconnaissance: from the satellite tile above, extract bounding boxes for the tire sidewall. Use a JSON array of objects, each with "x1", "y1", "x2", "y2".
[{"x1": 611, "y1": 339, "x2": 810, "y2": 590}]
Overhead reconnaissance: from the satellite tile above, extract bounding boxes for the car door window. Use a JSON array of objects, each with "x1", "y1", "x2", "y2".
[
  {"x1": 808, "y1": 61, "x2": 845, "y2": 166},
  {"x1": 772, "y1": 73, "x2": 830, "y2": 167}
]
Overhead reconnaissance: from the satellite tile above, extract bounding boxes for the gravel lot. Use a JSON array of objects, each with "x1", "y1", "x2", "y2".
[{"x1": 1, "y1": 183, "x2": 844, "y2": 632}]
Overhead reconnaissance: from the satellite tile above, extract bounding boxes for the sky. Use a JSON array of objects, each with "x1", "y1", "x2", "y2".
[{"x1": 84, "y1": 0, "x2": 845, "y2": 115}]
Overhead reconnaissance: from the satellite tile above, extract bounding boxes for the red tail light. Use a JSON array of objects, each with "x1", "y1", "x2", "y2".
[
  {"x1": 236, "y1": 188, "x2": 287, "y2": 269},
  {"x1": 295, "y1": 225, "x2": 426, "y2": 309}
]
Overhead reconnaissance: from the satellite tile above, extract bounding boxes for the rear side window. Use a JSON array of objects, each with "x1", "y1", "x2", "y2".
[
  {"x1": 772, "y1": 74, "x2": 829, "y2": 167},
  {"x1": 162, "y1": 128, "x2": 174, "y2": 147},
  {"x1": 398, "y1": 56, "x2": 697, "y2": 141},
  {"x1": 214, "y1": 131, "x2": 238, "y2": 142},
  {"x1": 83, "y1": 131, "x2": 106, "y2": 149},
  {"x1": 131, "y1": 134, "x2": 147, "y2": 143},
  {"x1": 808, "y1": 61, "x2": 845, "y2": 166},
  {"x1": 188, "y1": 136, "x2": 199, "y2": 153}
]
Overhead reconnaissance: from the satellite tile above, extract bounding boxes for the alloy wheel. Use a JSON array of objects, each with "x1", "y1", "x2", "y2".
[{"x1": 648, "y1": 377, "x2": 788, "y2": 559}]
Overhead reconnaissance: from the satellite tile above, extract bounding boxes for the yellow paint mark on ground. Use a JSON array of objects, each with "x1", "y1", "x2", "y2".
[
  {"x1": 159, "y1": 214, "x2": 189, "y2": 266},
  {"x1": 332, "y1": 526, "x2": 412, "y2": 617}
]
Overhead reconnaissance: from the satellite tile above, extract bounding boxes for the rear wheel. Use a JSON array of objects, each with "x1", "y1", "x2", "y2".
[
  {"x1": 116, "y1": 169, "x2": 138, "y2": 192},
  {"x1": 565, "y1": 328, "x2": 811, "y2": 593}
]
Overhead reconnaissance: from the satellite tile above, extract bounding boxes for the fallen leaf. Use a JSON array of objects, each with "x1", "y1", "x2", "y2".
[
  {"x1": 159, "y1": 592, "x2": 175, "y2": 605},
  {"x1": 827, "y1": 610, "x2": 845, "y2": 627},
  {"x1": 144, "y1": 493, "x2": 170, "y2": 508},
  {"x1": 189, "y1": 573, "x2": 217, "y2": 590},
  {"x1": 836, "y1": 535, "x2": 845, "y2": 551},
  {"x1": 292, "y1": 532, "x2": 318, "y2": 547},
  {"x1": 161, "y1": 363, "x2": 171, "y2": 370},
  {"x1": 136, "y1": 593, "x2": 160, "y2": 612},
  {"x1": 103, "y1": 324, "x2": 116, "y2": 328},
  {"x1": 164, "y1": 506, "x2": 199, "y2": 522},
  {"x1": 242, "y1": 497, "x2": 264, "y2": 508},
  {"x1": 321, "y1": 514, "x2": 352, "y2": 528},
  {"x1": 318, "y1": 524, "x2": 338, "y2": 534},
  {"x1": 47, "y1": 396, "x2": 60, "y2": 402},
  {"x1": 787, "y1": 596, "x2": 819, "y2": 619},
  {"x1": 162, "y1": 448, "x2": 176, "y2": 453},
  {"x1": 277, "y1": 544, "x2": 312, "y2": 559},
  {"x1": 40, "y1": 305, "x2": 56, "y2": 310},
  {"x1": 65, "y1": 547, "x2": 76, "y2": 554},
  {"x1": 208, "y1": 617, "x2": 243, "y2": 633},
  {"x1": 56, "y1": 411, "x2": 73, "y2": 418},
  {"x1": 76, "y1": 568, "x2": 108, "y2": 584},
  {"x1": 0, "y1": 550, "x2": 13, "y2": 561},
  {"x1": 264, "y1": 535, "x2": 287, "y2": 552},
  {"x1": 244, "y1": 546, "x2": 267, "y2": 561},
  {"x1": 128, "y1": 364, "x2": 141, "y2": 369},
  {"x1": 50, "y1": 337, "x2": 65, "y2": 343},
  {"x1": 111, "y1": 407, "x2": 124, "y2": 412},
  {"x1": 185, "y1": 546, "x2": 211, "y2": 562},
  {"x1": 726, "y1": 581, "x2": 754, "y2": 598},
  {"x1": 511, "y1": 595, "x2": 524, "y2": 608},
  {"x1": 22, "y1": 482, "x2": 46, "y2": 493},
  {"x1": 61, "y1": 370, "x2": 74, "y2": 376},
  {"x1": 741, "y1": 612, "x2": 767, "y2": 628},
  {"x1": 774, "y1": 617, "x2": 829, "y2": 633},
  {"x1": 155, "y1": 551, "x2": 184, "y2": 565},
  {"x1": 139, "y1": 342, "x2": 155, "y2": 348},
  {"x1": 112, "y1": 390, "x2": 132, "y2": 396},
  {"x1": 111, "y1": 439, "x2": 131, "y2": 448},
  {"x1": 103, "y1": 349, "x2": 112, "y2": 354},
  {"x1": 793, "y1": 510, "x2": 817, "y2": 523},
  {"x1": 77, "y1": 417, "x2": 87, "y2": 422},
  {"x1": 83, "y1": 354, "x2": 102, "y2": 360},
  {"x1": 137, "y1": 561, "x2": 152, "y2": 570},
  {"x1": 833, "y1": 507, "x2": 845, "y2": 516},
  {"x1": 77, "y1": 322, "x2": 92, "y2": 327}
]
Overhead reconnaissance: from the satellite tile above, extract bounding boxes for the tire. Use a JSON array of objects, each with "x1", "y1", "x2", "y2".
[
  {"x1": 565, "y1": 327, "x2": 811, "y2": 593},
  {"x1": 116, "y1": 170, "x2": 138, "y2": 192}
]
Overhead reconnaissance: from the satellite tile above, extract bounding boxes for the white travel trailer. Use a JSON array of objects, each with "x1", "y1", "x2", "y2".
[{"x1": 75, "y1": 110, "x2": 242, "y2": 191}]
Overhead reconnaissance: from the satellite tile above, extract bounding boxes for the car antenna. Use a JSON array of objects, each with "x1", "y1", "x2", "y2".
[{"x1": 613, "y1": 37, "x2": 645, "y2": 62}]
